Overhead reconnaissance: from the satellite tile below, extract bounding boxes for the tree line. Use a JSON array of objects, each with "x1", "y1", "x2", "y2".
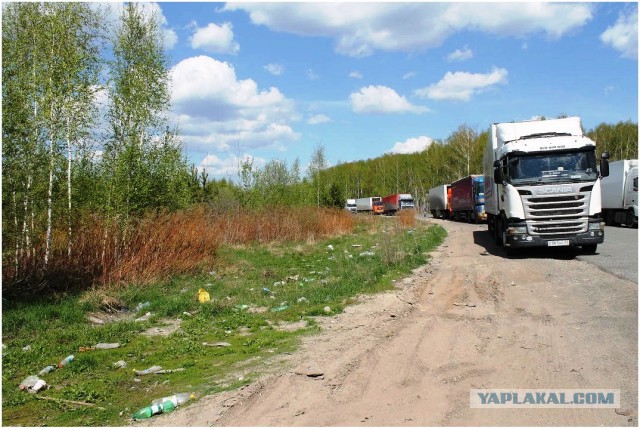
[{"x1": 2, "y1": 2, "x2": 637, "y2": 291}]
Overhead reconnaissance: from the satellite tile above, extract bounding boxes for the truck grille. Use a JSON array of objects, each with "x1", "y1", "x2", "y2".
[{"x1": 521, "y1": 193, "x2": 590, "y2": 238}]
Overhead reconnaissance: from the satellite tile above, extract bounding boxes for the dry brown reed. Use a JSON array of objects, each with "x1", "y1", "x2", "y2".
[{"x1": 2, "y1": 206, "x2": 356, "y2": 294}]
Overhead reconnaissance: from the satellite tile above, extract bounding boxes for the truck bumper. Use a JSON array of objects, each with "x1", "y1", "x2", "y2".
[{"x1": 504, "y1": 219, "x2": 605, "y2": 249}]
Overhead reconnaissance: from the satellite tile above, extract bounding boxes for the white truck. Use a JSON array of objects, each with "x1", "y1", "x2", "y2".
[
  {"x1": 600, "y1": 159, "x2": 638, "y2": 227},
  {"x1": 483, "y1": 116, "x2": 610, "y2": 255},
  {"x1": 344, "y1": 198, "x2": 357, "y2": 213},
  {"x1": 355, "y1": 196, "x2": 384, "y2": 214},
  {"x1": 428, "y1": 184, "x2": 450, "y2": 219}
]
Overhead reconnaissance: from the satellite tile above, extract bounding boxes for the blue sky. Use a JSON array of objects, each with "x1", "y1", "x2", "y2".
[{"x1": 110, "y1": 2, "x2": 638, "y2": 179}]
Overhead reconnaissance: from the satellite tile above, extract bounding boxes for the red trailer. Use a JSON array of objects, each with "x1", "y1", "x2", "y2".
[
  {"x1": 450, "y1": 175, "x2": 486, "y2": 223},
  {"x1": 382, "y1": 193, "x2": 415, "y2": 215}
]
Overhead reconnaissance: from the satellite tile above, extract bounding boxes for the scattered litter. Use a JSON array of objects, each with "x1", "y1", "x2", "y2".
[
  {"x1": 31, "y1": 379, "x2": 47, "y2": 393},
  {"x1": 87, "y1": 316, "x2": 104, "y2": 325},
  {"x1": 407, "y1": 229, "x2": 414, "y2": 235},
  {"x1": 359, "y1": 251, "x2": 375, "y2": 257},
  {"x1": 197, "y1": 288, "x2": 211, "y2": 303},
  {"x1": 510, "y1": 281, "x2": 516, "y2": 287},
  {"x1": 209, "y1": 270, "x2": 217, "y2": 276},
  {"x1": 351, "y1": 244, "x2": 362, "y2": 248},
  {"x1": 22, "y1": 345, "x2": 31, "y2": 352},
  {"x1": 286, "y1": 275, "x2": 300, "y2": 282},
  {"x1": 297, "y1": 297, "x2": 308, "y2": 303},
  {"x1": 247, "y1": 306, "x2": 268, "y2": 314},
  {"x1": 113, "y1": 360, "x2": 127, "y2": 369},
  {"x1": 38, "y1": 365, "x2": 55, "y2": 376},
  {"x1": 135, "y1": 312, "x2": 152, "y2": 322},
  {"x1": 182, "y1": 311, "x2": 193, "y2": 317},
  {"x1": 154, "y1": 368, "x2": 186, "y2": 374},
  {"x1": 152, "y1": 392, "x2": 195, "y2": 407},
  {"x1": 328, "y1": 256, "x2": 335, "y2": 261},
  {"x1": 133, "y1": 365, "x2": 162, "y2": 376},
  {"x1": 453, "y1": 302, "x2": 476, "y2": 308},
  {"x1": 202, "y1": 341, "x2": 231, "y2": 347},
  {"x1": 19, "y1": 376, "x2": 40, "y2": 391},
  {"x1": 480, "y1": 251, "x2": 489, "y2": 256},
  {"x1": 58, "y1": 355, "x2": 74, "y2": 368},
  {"x1": 234, "y1": 304, "x2": 249, "y2": 311},
  {"x1": 262, "y1": 287, "x2": 271, "y2": 294},
  {"x1": 272, "y1": 281, "x2": 283, "y2": 287},
  {"x1": 132, "y1": 401, "x2": 175, "y2": 420},
  {"x1": 80, "y1": 343, "x2": 120, "y2": 352},
  {"x1": 270, "y1": 305, "x2": 289, "y2": 312},
  {"x1": 134, "y1": 301, "x2": 151, "y2": 312},
  {"x1": 327, "y1": 244, "x2": 334, "y2": 251},
  {"x1": 323, "y1": 306, "x2": 332, "y2": 313}
]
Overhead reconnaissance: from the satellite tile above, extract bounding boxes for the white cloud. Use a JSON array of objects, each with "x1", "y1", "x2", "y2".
[
  {"x1": 349, "y1": 71, "x2": 363, "y2": 79},
  {"x1": 387, "y1": 136, "x2": 434, "y2": 154},
  {"x1": 170, "y1": 56, "x2": 299, "y2": 152},
  {"x1": 164, "y1": 29, "x2": 178, "y2": 50},
  {"x1": 447, "y1": 45, "x2": 473, "y2": 62},
  {"x1": 415, "y1": 67, "x2": 508, "y2": 102},
  {"x1": 308, "y1": 114, "x2": 331, "y2": 125},
  {"x1": 600, "y1": 11, "x2": 638, "y2": 59},
  {"x1": 225, "y1": 3, "x2": 593, "y2": 57},
  {"x1": 264, "y1": 63, "x2": 284, "y2": 75},
  {"x1": 350, "y1": 85, "x2": 429, "y2": 114},
  {"x1": 198, "y1": 153, "x2": 267, "y2": 178},
  {"x1": 191, "y1": 22, "x2": 240, "y2": 54},
  {"x1": 403, "y1": 72, "x2": 416, "y2": 80}
]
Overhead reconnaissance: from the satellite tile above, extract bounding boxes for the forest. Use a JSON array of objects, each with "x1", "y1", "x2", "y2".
[{"x1": 3, "y1": 3, "x2": 637, "y2": 296}]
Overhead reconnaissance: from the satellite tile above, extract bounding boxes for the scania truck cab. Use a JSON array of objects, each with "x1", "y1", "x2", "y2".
[{"x1": 483, "y1": 117, "x2": 609, "y2": 255}]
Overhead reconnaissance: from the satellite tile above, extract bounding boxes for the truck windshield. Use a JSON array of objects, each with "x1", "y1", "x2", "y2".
[{"x1": 507, "y1": 150, "x2": 597, "y2": 185}]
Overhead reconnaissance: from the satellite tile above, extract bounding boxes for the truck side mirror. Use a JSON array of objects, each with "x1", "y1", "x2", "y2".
[
  {"x1": 600, "y1": 152, "x2": 610, "y2": 178},
  {"x1": 493, "y1": 160, "x2": 503, "y2": 184}
]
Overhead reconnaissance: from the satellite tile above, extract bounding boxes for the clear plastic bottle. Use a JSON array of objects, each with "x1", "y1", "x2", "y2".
[
  {"x1": 38, "y1": 365, "x2": 55, "y2": 376},
  {"x1": 58, "y1": 355, "x2": 74, "y2": 368},
  {"x1": 151, "y1": 392, "x2": 195, "y2": 407}
]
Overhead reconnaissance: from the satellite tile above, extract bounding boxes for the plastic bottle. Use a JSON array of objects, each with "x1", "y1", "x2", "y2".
[
  {"x1": 38, "y1": 365, "x2": 55, "y2": 376},
  {"x1": 58, "y1": 355, "x2": 74, "y2": 368},
  {"x1": 131, "y1": 401, "x2": 175, "y2": 420},
  {"x1": 133, "y1": 365, "x2": 162, "y2": 376},
  {"x1": 95, "y1": 343, "x2": 120, "y2": 350},
  {"x1": 151, "y1": 392, "x2": 195, "y2": 407}
]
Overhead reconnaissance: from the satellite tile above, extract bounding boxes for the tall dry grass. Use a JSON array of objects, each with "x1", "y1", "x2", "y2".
[{"x1": 2, "y1": 206, "x2": 356, "y2": 296}]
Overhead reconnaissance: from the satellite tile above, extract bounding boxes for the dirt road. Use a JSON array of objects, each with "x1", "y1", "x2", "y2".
[{"x1": 142, "y1": 219, "x2": 637, "y2": 427}]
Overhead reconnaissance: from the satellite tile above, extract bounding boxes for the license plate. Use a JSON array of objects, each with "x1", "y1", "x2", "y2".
[{"x1": 548, "y1": 240, "x2": 570, "y2": 247}]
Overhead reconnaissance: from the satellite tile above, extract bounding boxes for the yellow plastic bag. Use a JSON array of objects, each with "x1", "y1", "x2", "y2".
[{"x1": 197, "y1": 288, "x2": 210, "y2": 303}]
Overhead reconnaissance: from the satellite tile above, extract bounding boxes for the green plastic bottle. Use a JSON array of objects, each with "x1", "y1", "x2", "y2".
[{"x1": 131, "y1": 401, "x2": 175, "y2": 420}]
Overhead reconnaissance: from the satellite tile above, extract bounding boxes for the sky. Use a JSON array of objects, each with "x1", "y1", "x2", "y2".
[{"x1": 105, "y1": 2, "x2": 638, "y2": 180}]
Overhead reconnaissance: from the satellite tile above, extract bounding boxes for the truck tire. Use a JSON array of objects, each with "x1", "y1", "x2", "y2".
[
  {"x1": 494, "y1": 216, "x2": 503, "y2": 245},
  {"x1": 582, "y1": 244, "x2": 597, "y2": 254},
  {"x1": 627, "y1": 209, "x2": 637, "y2": 228}
]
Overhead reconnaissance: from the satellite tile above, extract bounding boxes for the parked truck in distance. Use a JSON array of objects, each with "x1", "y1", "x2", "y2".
[
  {"x1": 450, "y1": 175, "x2": 486, "y2": 223},
  {"x1": 600, "y1": 159, "x2": 638, "y2": 227},
  {"x1": 483, "y1": 116, "x2": 609, "y2": 255},
  {"x1": 382, "y1": 193, "x2": 415, "y2": 215},
  {"x1": 355, "y1": 197, "x2": 384, "y2": 215},
  {"x1": 428, "y1": 185, "x2": 450, "y2": 219},
  {"x1": 345, "y1": 198, "x2": 357, "y2": 213}
]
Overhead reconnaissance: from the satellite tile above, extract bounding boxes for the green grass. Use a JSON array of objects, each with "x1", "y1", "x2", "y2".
[{"x1": 2, "y1": 218, "x2": 446, "y2": 426}]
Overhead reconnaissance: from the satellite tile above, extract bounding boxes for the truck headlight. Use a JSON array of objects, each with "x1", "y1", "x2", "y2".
[
  {"x1": 508, "y1": 226, "x2": 527, "y2": 234},
  {"x1": 588, "y1": 222, "x2": 605, "y2": 231}
]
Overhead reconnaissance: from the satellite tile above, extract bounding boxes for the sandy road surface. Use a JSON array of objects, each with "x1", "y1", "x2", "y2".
[{"x1": 141, "y1": 219, "x2": 637, "y2": 427}]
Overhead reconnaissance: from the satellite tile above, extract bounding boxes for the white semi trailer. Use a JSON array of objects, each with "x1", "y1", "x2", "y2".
[
  {"x1": 483, "y1": 116, "x2": 610, "y2": 255},
  {"x1": 600, "y1": 159, "x2": 638, "y2": 227}
]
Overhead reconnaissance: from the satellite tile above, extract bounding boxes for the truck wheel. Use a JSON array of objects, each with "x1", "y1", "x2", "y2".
[
  {"x1": 627, "y1": 209, "x2": 637, "y2": 228},
  {"x1": 582, "y1": 244, "x2": 597, "y2": 254}
]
